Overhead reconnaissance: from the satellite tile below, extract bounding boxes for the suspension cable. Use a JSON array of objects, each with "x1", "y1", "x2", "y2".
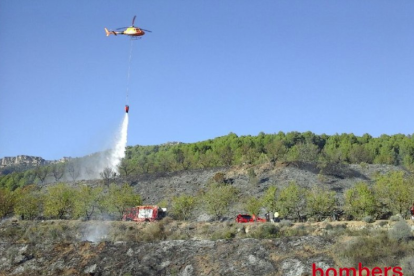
[{"x1": 126, "y1": 38, "x2": 135, "y2": 105}]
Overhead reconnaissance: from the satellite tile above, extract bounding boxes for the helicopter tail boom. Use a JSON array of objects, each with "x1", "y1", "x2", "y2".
[{"x1": 105, "y1": 28, "x2": 117, "y2": 36}]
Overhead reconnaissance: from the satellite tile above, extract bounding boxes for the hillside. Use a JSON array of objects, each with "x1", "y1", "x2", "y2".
[
  {"x1": 1, "y1": 218, "x2": 413, "y2": 276},
  {"x1": 1, "y1": 132, "x2": 414, "y2": 275},
  {"x1": 1, "y1": 161, "x2": 413, "y2": 275},
  {"x1": 126, "y1": 162, "x2": 404, "y2": 220}
]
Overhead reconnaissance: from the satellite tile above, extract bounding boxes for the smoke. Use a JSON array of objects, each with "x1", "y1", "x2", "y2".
[
  {"x1": 71, "y1": 114, "x2": 129, "y2": 180},
  {"x1": 81, "y1": 222, "x2": 109, "y2": 243}
]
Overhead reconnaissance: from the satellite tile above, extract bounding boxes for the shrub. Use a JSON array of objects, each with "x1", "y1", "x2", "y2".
[
  {"x1": 378, "y1": 221, "x2": 388, "y2": 227},
  {"x1": 334, "y1": 231, "x2": 404, "y2": 268},
  {"x1": 362, "y1": 216, "x2": 375, "y2": 223},
  {"x1": 388, "y1": 221, "x2": 412, "y2": 242},
  {"x1": 211, "y1": 228, "x2": 236, "y2": 240},
  {"x1": 212, "y1": 172, "x2": 226, "y2": 184},
  {"x1": 390, "y1": 215, "x2": 402, "y2": 221},
  {"x1": 323, "y1": 223, "x2": 333, "y2": 230},
  {"x1": 171, "y1": 194, "x2": 196, "y2": 221},
  {"x1": 209, "y1": 223, "x2": 237, "y2": 240},
  {"x1": 279, "y1": 219, "x2": 293, "y2": 228},
  {"x1": 400, "y1": 256, "x2": 414, "y2": 276},
  {"x1": 142, "y1": 222, "x2": 166, "y2": 241},
  {"x1": 249, "y1": 224, "x2": 279, "y2": 239}
]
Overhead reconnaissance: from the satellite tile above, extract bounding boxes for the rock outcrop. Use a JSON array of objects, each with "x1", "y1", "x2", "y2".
[{"x1": 0, "y1": 155, "x2": 49, "y2": 168}]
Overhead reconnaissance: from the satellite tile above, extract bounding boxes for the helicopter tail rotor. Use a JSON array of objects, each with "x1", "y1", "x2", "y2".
[{"x1": 105, "y1": 28, "x2": 117, "y2": 36}]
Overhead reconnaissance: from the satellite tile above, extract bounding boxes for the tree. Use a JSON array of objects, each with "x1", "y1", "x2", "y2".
[
  {"x1": 35, "y1": 165, "x2": 49, "y2": 184},
  {"x1": 43, "y1": 183, "x2": 77, "y2": 219},
  {"x1": 171, "y1": 194, "x2": 196, "y2": 220},
  {"x1": 374, "y1": 171, "x2": 414, "y2": 218},
  {"x1": 20, "y1": 170, "x2": 36, "y2": 187},
  {"x1": 102, "y1": 183, "x2": 142, "y2": 219},
  {"x1": 117, "y1": 159, "x2": 135, "y2": 177},
  {"x1": 199, "y1": 150, "x2": 219, "y2": 168},
  {"x1": 306, "y1": 186, "x2": 336, "y2": 221},
  {"x1": 265, "y1": 140, "x2": 287, "y2": 164},
  {"x1": 344, "y1": 182, "x2": 376, "y2": 219},
  {"x1": 51, "y1": 163, "x2": 66, "y2": 182},
  {"x1": 348, "y1": 144, "x2": 373, "y2": 164},
  {"x1": 67, "y1": 161, "x2": 81, "y2": 182},
  {"x1": 215, "y1": 144, "x2": 234, "y2": 166},
  {"x1": 74, "y1": 185, "x2": 103, "y2": 220},
  {"x1": 276, "y1": 182, "x2": 307, "y2": 221},
  {"x1": 262, "y1": 186, "x2": 277, "y2": 213},
  {"x1": 203, "y1": 183, "x2": 238, "y2": 220},
  {"x1": 172, "y1": 148, "x2": 185, "y2": 170},
  {"x1": 14, "y1": 185, "x2": 43, "y2": 220},
  {"x1": 245, "y1": 197, "x2": 262, "y2": 219},
  {"x1": 0, "y1": 188, "x2": 16, "y2": 219},
  {"x1": 247, "y1": 168, "x2": 258, "y2": 186},
  {"x1": 296, "y1": 142, "x2": 320, "y2": 163},
  {"x1": 100, "y1": 167, "x2": 116, "y2": 186}
]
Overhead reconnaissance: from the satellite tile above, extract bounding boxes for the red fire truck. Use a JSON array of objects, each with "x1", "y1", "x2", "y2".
[{"x1": 122, "y1": 206, "x2": 166, "y2": 222}]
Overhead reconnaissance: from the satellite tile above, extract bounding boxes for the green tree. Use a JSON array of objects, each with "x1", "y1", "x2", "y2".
[
  {"x1": 171, "y1": 194, "x2": 196, "y2": 220},
  {"x1": 43, "y1": 183, "x2": 77, "y2": 219},
  {"x1": 265, "y1": 140, "x2": 287, "y2": 164},
  {"x1": 117, "y1": 159, "x2": 135, "y2": 177},
  {"x1": 374, "y1": 171, "x2": 413, "y2": 218},
  {"x1": 344, "y1": 182, "x2": 376, "y2": 219},
  {"x1": 74, "y1": 185, "x2": 103, "y2": 220},
  {"x1": 14, "y1": 185, "x2": 43, "y2": 220},
  {"x1": 214, "y1": 143, "x2": 234, "y2": 166},
  {"x1": 0, "y1": 188, "x2": 16, "y2": 219},
  {"x1": 20, "y1": 170, "x2": 36, "y2": 187},
  {"x1": 306, "y1": 186, "x2": 336, "y2": 221},
  {"x1": 276, "y1": 182, "x2": 307, "y2": 221},
  {"x1": 262, "y1": 186, "x2": 277, "y2": 213},
  {"x1": 348, "y1": 144, "x2": 373, "y2": 164},
  {"x1": 102, "y1": 183, "x2": 142, "y2": 219},
  {"x1": 247, "y1": 168, "x2": 258, "y2": 186},
  {"x1": 203, "y1": 183, "x2": 238, "y2": 220},
  {"x1": 245, "y1": 197, "x2": 262, "y2": 219},
  {"x1": 35, "y1": 165, "x2": 50, "y2": 184},
  {"x1": 296, "y1": 142, "x2": 320, "y2": 163}
]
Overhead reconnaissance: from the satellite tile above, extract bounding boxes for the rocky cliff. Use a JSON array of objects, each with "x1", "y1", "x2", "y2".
[{"x1": 0, "y1": 155, "x2": 49, "y2": 168}]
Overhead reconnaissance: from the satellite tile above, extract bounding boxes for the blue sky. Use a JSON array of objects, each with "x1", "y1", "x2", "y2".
[{"x1": 1, "y1": 1, "x2": 413, "y2": 160}]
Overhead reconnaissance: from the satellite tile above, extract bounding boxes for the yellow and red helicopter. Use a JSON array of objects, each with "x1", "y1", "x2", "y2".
[{"x1": 105, "y1": 15, "x2": 151, "y2": 37}]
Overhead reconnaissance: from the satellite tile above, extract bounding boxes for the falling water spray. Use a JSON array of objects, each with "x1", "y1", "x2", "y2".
[{"x1": 108, "y1": 113, "x2": 129, "y2": 173}]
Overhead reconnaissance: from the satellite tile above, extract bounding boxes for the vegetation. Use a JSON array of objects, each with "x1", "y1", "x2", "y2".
[
  {"x1": 335, "y1": 225, "x2": 414, "y2": 269},
  {"x1": 202, "y1": 183, "x2": 238, "y2": 220},
  {"x1": 170, "y1": 194, "x2": 197, "y2": 221},
  {"x1": 2, "y1": 131, "x2": 414, "y2": 189},
  {"x1": 1, "y1": 131, "x2": 414, "y2": 222},
  {"x1": 1, "y1": 171, "x2": 414, "y2": 222},
  {"x1": 344, "y1": 182, "x2": 376, "y2": 219}
]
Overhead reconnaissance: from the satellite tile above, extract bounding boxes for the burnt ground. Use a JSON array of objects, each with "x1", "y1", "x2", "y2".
[
  {"x1": 128, "y1": 162, "x2": 404, "y2": 221},
  {"x1": 3, "y1": 162, "x2": 410, "y2": 276}
]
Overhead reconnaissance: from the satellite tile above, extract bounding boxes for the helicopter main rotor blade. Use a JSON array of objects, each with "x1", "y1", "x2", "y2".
[
  {"x1": 132, "y1": 15, "x2": 136, "y2": 26},
  {"x1": 141, "y1": 28, "x2": 152, "y2": 33},
  {"x1": 116, "y1": 27, "x2": 128, "y2": 30}
]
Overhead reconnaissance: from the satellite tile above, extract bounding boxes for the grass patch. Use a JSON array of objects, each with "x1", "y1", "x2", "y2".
[{"x1": 334, "y1": 230, "x2": 414, "y2": 268}]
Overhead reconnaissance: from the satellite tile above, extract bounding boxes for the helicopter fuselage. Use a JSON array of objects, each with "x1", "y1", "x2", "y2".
[{"x1": 123, "y1": 27, "x2": 145, "y2": 36}]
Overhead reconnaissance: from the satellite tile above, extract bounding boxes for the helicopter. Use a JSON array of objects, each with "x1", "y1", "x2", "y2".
[{"x1": 105, "y1": 15, "x2": 151, "y2": 37}]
